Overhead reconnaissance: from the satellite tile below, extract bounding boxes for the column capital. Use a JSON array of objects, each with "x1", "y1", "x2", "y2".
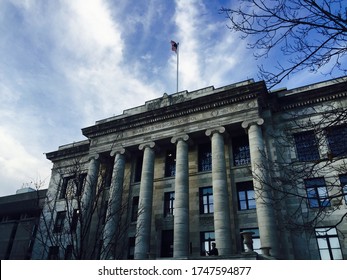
[
  {"x1": 139, "y1": 141, "x2": 156, "y2": 151},
  {"x1": 171, "y1": 134, "x2": 189, "y2": 144},
  {"x1": 88, "y1": 154, "x2": 100, "y2": 161},
  {"x1": 110, "y1": 147, "x2": 126, "y2": 157},
  {"x1": 205, "y1": 126, "x2": 226, "y2": 137},
  {"x1": 241, "y1": 118, "x2": 264, "y2": 130}
]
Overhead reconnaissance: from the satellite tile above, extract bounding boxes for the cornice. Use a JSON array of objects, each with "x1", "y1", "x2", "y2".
[
  {"x1": 276, "y1": 81, "x2": 347, "y2": 111},
  {"x1": 46, "y1": 142, "x2": 90, "y2": 161},
  {"x1": 82, "y1": 81, "x2": 267, "y2": 138}
]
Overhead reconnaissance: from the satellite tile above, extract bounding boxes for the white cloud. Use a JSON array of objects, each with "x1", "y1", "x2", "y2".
[
  {"x1": 0, "y1": 126, "x2": 51, "y2": 194},
  {"x1": 173, "y1": 0, "x2": 258, "y2": 91},
  {"x1": 1, "y1": 0, "x2": 335, "y2": 198}
]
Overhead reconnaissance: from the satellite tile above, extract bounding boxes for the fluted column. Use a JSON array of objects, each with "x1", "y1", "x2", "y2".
[
  {"x1": 242, "y1": 118, "x2": 279, "y2": 257},
  {"x1": 102, "y1": 148, "x2": 126, "y2": 259},
  {"x1": 171, "y1": 134, "x2": 190, "y2": 258},
  {"x1": 206, "y1": 127, "x2": 232, "y2": 256},
  {"x1": 134, "y1": 142, "x2": 156, "y2": 259}
]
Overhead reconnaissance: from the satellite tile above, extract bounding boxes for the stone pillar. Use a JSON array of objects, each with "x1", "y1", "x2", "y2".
[
  {"x1": 206, "y1": 127, "x2": 232, "y2": 256},
  {"x1": 102, "y1": 148, "x2": 126, "y2": 259},
  {"x1": 242, "y1": 118, "x2": 279, "y2": 257},
  {"x1": 171, "y1": 134, "x2": 190, "y2": 258},
  {"x1": 80, "y1": 155, "x2": 100, "y2": 257},
  {"x1": 82, "y1": 155, "x2": 100, "y2": 219},
  {"x1": 134, "y1": 142, "x2": 156, "y2": 259}
]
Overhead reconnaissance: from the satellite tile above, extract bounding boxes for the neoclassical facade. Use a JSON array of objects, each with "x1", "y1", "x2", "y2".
[{"x1": 32, "y1": 77, "x2": 347, "y2": 260}]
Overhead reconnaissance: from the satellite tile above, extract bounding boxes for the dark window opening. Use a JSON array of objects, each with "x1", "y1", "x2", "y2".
[
  {"x1": 198, "y1": 143, "x2": 212, "y2": 172},
  {"x1": 165, "y1": 150, "x2": 176, "y2": 177},
  {"x1": 326, "y1": 125, "x2": 347, "y2": 158},
  {"x1": 233, "y1": 135, "x2": 251, "y2": 166},
  {"x1": 164, "y1": 192, "x2": 175, "y2": 217},
  {"x1": 294, "y1": 131, "x2": 320, "y2": 161},
  {"x1": 161, "y1": 230, "x2": 174, "y2": 257}
]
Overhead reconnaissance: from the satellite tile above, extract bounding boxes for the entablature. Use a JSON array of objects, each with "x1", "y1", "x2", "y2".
[{"x1": 82, "y1": 81, "x2": 267, "y2": 139}]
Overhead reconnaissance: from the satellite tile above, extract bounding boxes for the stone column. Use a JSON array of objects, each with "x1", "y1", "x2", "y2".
[
  {"x1": 171, "y1": 134, "x2": 190, "y2": 258},
  {"x1": 80, "y1": 155, "x2": 100, "y2": 257},
  {"x1": 206, "y1": 127, "x2": 232, "y2": 256},
  {"x1": 242, "y1": 119, "x2": 279, "y2": 257},
  {"x1": 102, "y1": 148, "x2": 126, "y2": 259},
  {"x1": 82, "y1": 155, "x2": 100, "y2": 219},
  {"x1": 134, "y1": 142, "x2": 156, "y2": 259}
]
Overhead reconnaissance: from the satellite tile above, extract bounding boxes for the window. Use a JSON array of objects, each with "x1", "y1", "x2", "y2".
[
  {"x1": 161, "y1": 230, "x2": 174, "y2": 257},
  {"x1": 60, "y1": 176, "x2": 72, "y2": 199},
  {"x1": 339, "y1": 175, "x2": 347, "y2": 204},
  {"x1": 200, "y1": 231, "x2": 215, "y2": 256},
  {"x1": 134, "y1": 155, "x2": 143, "y2": 182},
  {"x1": 131, "y1": 196, "x2": 139, "y2": 222},
  {"x1": 237, "y1": 181, "x2": 256, "y2": 210},
  {"x1": 305, "y1": 178, "x2": 330, "y2": 208},
  {"x1": 199, "y1": 187, "x2": 214, "y2": 214},
  {"x1": 53, "y1": 211, "x2": 66, "y2": 233},
  {"x1": 64, "y1": 245, "x2": 73, "y2": 260},
  {"x1": 198, "y1": 143, "x2": 212, "y2": 172},
  {"x1": 59, "y1": 174, "x2": 86, "y2": 199},
  {"x1": 315, "y1": 227, "x2": 343, "y2": 260},
  {"x1": 240, "y1": 228, "x2": 261, "y2": 254},
  {"x1": 164, "y1": 192, "x2": 175, "y2": 217},
  {"x1": 70, "y1": 209, "x2": 80, "y2": 232},
  {"x1": 48, "y1": 246, "x2": 59, "y2": 260},
  {"x1": 326, "y1": 125, "x2": 347, "y2": 157},
  {"x1": 128, "y1": 237, "x2": 135, "y2": 259},
  {"x1": 232, "y1": 135, "x2": 251, "y2": 166},
  {"x1": 165, "y1": 150, "x2": 176, "y2": 177},
  {"x1": 76, "y1": 173, "x2": 87, "y2": 196},
  {"x1": 294, "y1": 131, "x2": 320, "y2": 161}
]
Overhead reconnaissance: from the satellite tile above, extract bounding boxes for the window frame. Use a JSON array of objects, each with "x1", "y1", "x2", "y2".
[
  {"x1": 198, "y1": 143, "x2": 212, "y2": 172},
  {"x1": 232, "y1": 135, "x2": 251, "y2": 166},
  {"x1": 164, "y1": 191, "x2": 175, "y2": 217},
  {"x1": 59, "y1": 174, "x2": 86, "y2": 199},
  {"x1": 165, "y1": 150, "x2": 176, "y2": 177},
  {"x1": 53, "y1": 211, "x2": 66, "y2": 233},
  {"x1": 326, "y1": 125, "x2": 347, "y2": 158},
  {"x1": 199, "y1": 187, "x2": 214, "y2": 214},
  {"x1": 48, "y1": 246, "x2": 59, "y2": 260},
  {"x1": 315, "y1": 227, "x2": 343, "y2": 260},
  {"x1": 70, "y1": 209, "x2": 80, "y2": 233},
  {"x1": 161, "y1": 230, "x2": 174, "y2": 257},
  {"x1": 304, "y1": 178, "x2": 331, "y2": 208},
  {"x1": 200, "y1": 231, "x2": 215, "y2": 256},
  {"x1": 131, "y1": 196, "x2": 139, "y2": 222},
  {"x1": 339, "y1": 174, "x2": 347, "y2": 204},
  {"x1": 134, "y1": 155, "x2": 143, "y2": 183},
  {"x1": 128, "y1": 237, "x2": 135, "y2": 259},
  {"x1": 293, "y1": 131, "x2": 320, "y2": 161},
  {"x1": 64, "y1": 245, "x2": 73, "y2": 260},
  {"x1": 237, "y1": 181, "x2": 256, "y2": 210}
]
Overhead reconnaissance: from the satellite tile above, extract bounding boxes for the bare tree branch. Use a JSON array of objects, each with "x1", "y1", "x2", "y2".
[{"x1": 221, "y1": 0, "x2": 347, "y2": 88}]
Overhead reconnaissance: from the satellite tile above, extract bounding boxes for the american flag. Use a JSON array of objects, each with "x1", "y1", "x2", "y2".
[{"x1": 171, "y1": 40, "x2": 178, "y2": 53}]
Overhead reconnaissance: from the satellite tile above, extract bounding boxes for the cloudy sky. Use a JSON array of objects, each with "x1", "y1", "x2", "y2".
[{"x1": 0, "y1": 0, "x2": 340, "y2": 196}]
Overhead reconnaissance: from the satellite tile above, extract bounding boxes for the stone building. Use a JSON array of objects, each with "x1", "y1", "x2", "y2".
[
  {"x1": 32, "y1": 77, "x2": 347, "y2": 260},
  {"x1": 0, "y1": 188, "x2": 47, "y2": 259}
]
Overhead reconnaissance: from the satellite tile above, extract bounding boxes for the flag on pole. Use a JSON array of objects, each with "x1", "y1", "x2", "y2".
[{"x1": 171, "y1": 40, "x2": 178, "y2": 53}]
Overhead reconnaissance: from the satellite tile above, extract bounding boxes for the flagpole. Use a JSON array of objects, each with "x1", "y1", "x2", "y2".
[{"x1": 176, "y1": 42, "x2": 179, "y2": 93}]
